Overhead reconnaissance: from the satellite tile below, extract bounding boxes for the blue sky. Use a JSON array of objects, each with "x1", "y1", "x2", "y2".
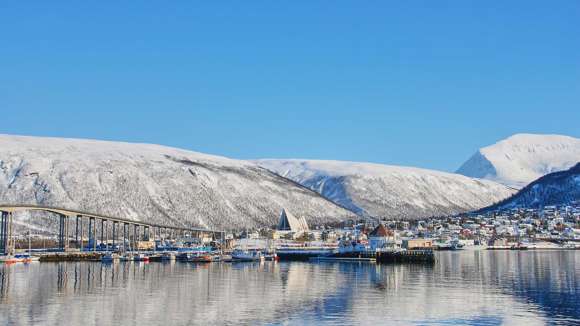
[{"x1": 1, "y1": 1, "x2": 579, "y2": 172}]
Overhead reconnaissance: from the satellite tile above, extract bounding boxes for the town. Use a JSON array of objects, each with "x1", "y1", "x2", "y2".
[{"x1": 235, "y1": 204, "x2": 580, "y2": 252}]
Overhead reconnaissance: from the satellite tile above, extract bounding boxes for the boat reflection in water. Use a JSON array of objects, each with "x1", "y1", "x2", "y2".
[{"x1": 0, "y1": 251, "x2": 578, "y2": 325}]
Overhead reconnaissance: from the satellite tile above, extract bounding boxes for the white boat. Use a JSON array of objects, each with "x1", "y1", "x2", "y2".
[
  {"x1": 232, "y1": 249, "x2": 264, "y2": 262},
  {"x1": 434, "y1": 238, "x2": 464, "y2": 251},
  {"x1": 338, "y1": 240, "x2": 369, "y2": 254},
  {"x1": 0, "y1": 254, "x2": 39, "y2": 263},
  {"x1": 18, "y1": 254, "x2": 40, "y2": 262}
]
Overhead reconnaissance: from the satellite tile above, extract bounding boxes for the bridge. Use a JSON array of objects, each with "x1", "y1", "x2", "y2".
[{"x1": 0, "y1": 205, "x2": 225, "y2": 255}]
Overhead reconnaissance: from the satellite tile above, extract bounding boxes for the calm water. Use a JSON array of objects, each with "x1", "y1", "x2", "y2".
[{"x1": 0, "y1": 251, "x2": 578, "y2": 326}]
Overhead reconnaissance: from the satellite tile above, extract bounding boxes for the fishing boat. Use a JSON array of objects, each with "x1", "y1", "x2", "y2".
[
  {"x1": 179, "y1": 251, "x2": 220, "y2": 263},
  {"x1": 434, "y1": 238, "x2": 464, "y2": 251},
  {"x1": 232, "y1": 249, "x2": 264, "y2": 262},
  {"x1": 189, "y1": 253, "x2": 214, "y2": 263}
]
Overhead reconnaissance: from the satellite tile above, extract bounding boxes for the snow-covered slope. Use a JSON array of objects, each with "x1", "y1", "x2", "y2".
[
  {"x1": 457, "y1": 134, "x2": 580, "y2": 188},
  {"x1": 0, "y1": 135, "x2": 355, "y2": 230},
  {"x1": 479, "y1": 163, "x2": 580, "y2": 211},
  {"x1": 254, "y1": 159, "x2": 515, "y2": 220}
]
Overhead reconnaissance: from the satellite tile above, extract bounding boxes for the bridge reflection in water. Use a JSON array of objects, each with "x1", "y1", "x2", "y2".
[
  {"x1": 0, "y1": 205, "x2": 224, "y2": 254},
  {"x1": 0, "y1": 251, "x2": 578, "y2": 325}
]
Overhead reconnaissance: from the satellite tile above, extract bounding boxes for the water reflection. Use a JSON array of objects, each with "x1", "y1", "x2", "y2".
[{"x1": 0, "y1": 251, "x2": 577, "y2": 325}]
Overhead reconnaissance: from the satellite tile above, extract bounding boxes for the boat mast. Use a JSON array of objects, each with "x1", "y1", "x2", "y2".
[{"x1": 28, "y1": 223, "x2": 32, "y2": 255}]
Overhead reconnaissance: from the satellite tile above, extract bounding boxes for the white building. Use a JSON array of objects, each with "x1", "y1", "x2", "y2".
[{"x1": 276, "y1": 208, "x2": 310, "y2": 232}]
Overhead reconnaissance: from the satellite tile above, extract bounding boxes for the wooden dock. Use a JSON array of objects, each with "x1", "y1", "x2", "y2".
[
  {"x1": 376, "y1": 249, "x2": 435, "y2": 264},
  {"x1": 38, "y1": 252, "x2": 103, "y2": 262},
  {"x1": 278, "y1": 248, "x2": 435, "y2": 264}
]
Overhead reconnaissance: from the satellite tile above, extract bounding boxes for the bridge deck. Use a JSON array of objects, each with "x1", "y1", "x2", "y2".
[{"x1": 0, "y1": 205, "x2": 223, "y2": 233}]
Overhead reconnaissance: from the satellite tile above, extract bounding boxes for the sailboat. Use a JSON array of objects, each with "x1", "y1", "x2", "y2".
[{"x1": 1, "y1": 225, "x2": 40, "y2": 263}]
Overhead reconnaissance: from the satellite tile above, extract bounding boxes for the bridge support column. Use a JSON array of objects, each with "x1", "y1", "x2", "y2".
[
  {"x1": 123, "y1": 223, "x2": 128, "y2": 252},
  {"x1": 79, "y1": 216, "x2": 84, "y2": 251},
  {"x1": 59, "y1": 214, "x2": 70, "y2": 251},
  {"x1": 93, "y1": 218, "x2": 97, "y2": 252},
  {"x1": 58, "y1": 215, "x2": 65, "y2": 251},
  {"x1": 112, "y1": 222, "x2": 116, "y2": 250},
  {"x1": 133, "y1": 225, "x2": 138, "y2": 251},
  {"x1": 0, "y1": 211, "x2": 7, "y2": 255},
  {"x1": 75, "y1": 215, "x2": 80, "y2": 246},
  {"x1": 100, "y1": 219, "x2": 105, "y2": 246},
  {"x1": 88, "y1": 217, "x2": 93, "y2": 251},
  {"x1": 7, "y1": 212, "x2": 14, "y2": 255},
  {"x1": 65, "y1": 216, "x2": 70, "y2": 251}
]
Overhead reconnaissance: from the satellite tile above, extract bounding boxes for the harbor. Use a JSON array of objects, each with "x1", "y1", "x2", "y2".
[
  {"x1": 2, "y1": 249, "x2": 578, "y2": 325},
  {"x1": 3, "y1": 205, "x2": 579, "y2": 267}
]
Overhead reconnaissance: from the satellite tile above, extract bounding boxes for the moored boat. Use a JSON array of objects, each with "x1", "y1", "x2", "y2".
[
  {"x1": 0, "y1": 255, "x2": 19, "y2": 263},
  {"x1": 119, "y1": 254, "x2": 134, "y2": 261},
  {"x1": 161, "y1": 252, "x2": 176, "y2": 261},
  {"x1": 232, "y1": 249, "x2": 264, "y2": 262},
  {"x1": 510, "y1": 242, "x2": 529, "y2": 250},
  {"x1": 101, "y1": 253, "x2": 120, "y2": 262},
  {"x1": 1, "y1": 254, "x2": 40, "y2": 263},
  {"x1": 133, "y1": 253, "x2": 150, "y2": 262},
  {"x1": 434, "y1": 238, "x2": 464, "y2": 251},
  {"x1": 264, "y1": 252, "x2": 278, "y2": 261},
  {"x1": 188, "y1": 253, "x2": 214, "y2": 263}
]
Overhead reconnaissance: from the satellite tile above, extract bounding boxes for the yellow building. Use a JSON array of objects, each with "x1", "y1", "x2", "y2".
[{"x1": 402, "y1": 238, "x2": 433, "y2": 249}]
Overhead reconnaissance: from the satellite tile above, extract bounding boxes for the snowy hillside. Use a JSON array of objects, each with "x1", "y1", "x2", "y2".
[
  {"x1": 0, "y1": 135, "x2": 355, "y2": 230},
  {"x1": 254, "y1": 159, "x2": 515, "y2": 220},
  {"x1": 479, "y1": 163, "x2": 580, "y2": 211},
  {"x1": 457, "y1": 134, "x2": 580, "y2": 188}
]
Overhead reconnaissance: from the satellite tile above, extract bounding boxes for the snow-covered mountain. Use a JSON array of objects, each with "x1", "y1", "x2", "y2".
[
  {"x1": 478, "y1": 163, "x2": 580, "y2": 211},
  {"x1": 457, "y1": 134, "x2": 580, "y2": 188},
  {"x1": 254, "y1": 159, "x2": 515, "y2": 220},
  {"x1": 0, "y1": 135, "x2": 355, "y2": 230}
]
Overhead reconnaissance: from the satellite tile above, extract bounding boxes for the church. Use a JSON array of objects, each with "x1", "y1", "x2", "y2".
[{"x1": 276, "y1": 208, "x2": 310, "y2": 232}]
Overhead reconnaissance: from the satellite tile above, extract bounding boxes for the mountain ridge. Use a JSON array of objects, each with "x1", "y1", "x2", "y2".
[
  {"x1": 457, "y1": 133, "x2": 580, "y2": 188},
  {"x1": 255, "y1": 159, "x2": 515, "y2": 220},
  {"x1": 477, "y1": 162, "x2": 580, "y2": 212},
  {"x1": 0, "y1": 134, "x2": 356, "y2": 230}
]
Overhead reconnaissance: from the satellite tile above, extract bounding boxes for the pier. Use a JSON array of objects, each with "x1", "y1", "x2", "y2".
[
  {"x1": 0, "y1": 205, "x2": 224, "y2": 256},
  {"x1": 277, "y1": 247, "x2": 435, "y2": 264},
  {"x1": 376, "y1": 249, "x2": 435, "y2": 263}
]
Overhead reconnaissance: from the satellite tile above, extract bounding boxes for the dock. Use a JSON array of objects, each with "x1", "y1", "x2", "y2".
[
  {"x1": 277, "y1": 247, "x2": 435, "y2": 264},
  {"x1": 376, "y1": 249, "x2": 435, "y2": 264},
  {"x1": 38, "y1": 252, "x2": 103, "y2": 262},
  {"x1": 309, "y1": 256, "x2": 376, "y2": 263}
]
